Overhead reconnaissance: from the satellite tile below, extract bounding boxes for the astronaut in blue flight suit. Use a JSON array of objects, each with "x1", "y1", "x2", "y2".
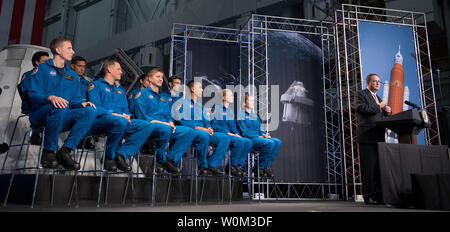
[
  {"x1": 132, "y1": 68, "x2": 195, "y2": 175},
  {"x1": 19, "y1": 51, "x2": 50, "y2": 145},
  {"x1": 127, "y1": 73, "x2": 151, "y2": 115},
  {"x1": 173, "y1": 80, "x2": 230, "y2": 176},
  {"x1": 70, "y1": 56, "x2": 92, "y2": 100},
  {"x1": 237, "y1": 94, "x2": 281, "y2": 179},
  {"x1": 69, "y1": 56, "x2": 97, "y2": 149},
  {"x1": 211, "y1": 89, "x2": 252, "y2": 178},
  {"x1": 160, "y1": 75, "x2": 183, "y2": 109},
  {"x1": 87, "y1": 59, "x2": 153, "y2": 172},
  {"x1": 27, "y1": 38, "x2": 97, "y2": 170},
  {"x1": 20, "y1": 51, "x2": 50, "y2": 114}
]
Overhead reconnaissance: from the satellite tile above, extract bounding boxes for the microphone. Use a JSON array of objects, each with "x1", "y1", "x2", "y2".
[{"x1": 404, "y1": 100, "x2": 420, "y2": 110}]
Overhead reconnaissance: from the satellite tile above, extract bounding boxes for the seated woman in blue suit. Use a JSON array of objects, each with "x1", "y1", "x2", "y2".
[
  {"x1": 237, "y1": 94, "x2": 281, "y2": 178},
  {"x1": 211, "y1": 89, "x2": 252, "y2": 178}
]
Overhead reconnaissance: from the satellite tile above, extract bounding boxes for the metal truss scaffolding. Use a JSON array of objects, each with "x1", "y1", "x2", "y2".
[
  {"x1": 169, "y1": 24, "x2": 242, "y2": 87},
  {"x1": 170, "y1": 15, "x2": 343, "y2": 200},
  {"x1": 335, "y1": 4, "x2": 441, "y2": 201},
  {"x1": 243, "y1": 15, "x2": 343, "y2": 200}
]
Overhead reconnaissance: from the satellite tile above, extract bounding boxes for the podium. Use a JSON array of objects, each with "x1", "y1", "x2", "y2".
[
  {"x1": 373, "y1": 109, "x2": 449, "y2": 208},
  {"x1": 375, "y1": 109, "x2": 431, "y2": 144}
]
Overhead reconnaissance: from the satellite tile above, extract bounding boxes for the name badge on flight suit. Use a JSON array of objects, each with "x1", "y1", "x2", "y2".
[
  {"x1": 115, "y1": 90, "x2": 123, "y2": 95},
  {"x1": 135, "y1": 92, "x2": 142, "y2": 99},
  {"x1": 64, "y1": 75, "x2": 74, "y2": 81},
  {"x1": 160, "y1": 98, "x2": 167, "y2": 103}
]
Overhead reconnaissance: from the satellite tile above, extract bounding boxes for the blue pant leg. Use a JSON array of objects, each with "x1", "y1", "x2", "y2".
[
  {"x1": 90, "y1": 115, "x2": 128, "y2": 159},
  {"x1": 117, "y1": 119, "x2": 154, "y2": 160},
  {"x1": 61, "y1": 107, "x2": 97, "y2": 150},
  {"x1": 192, "y1": 130, "x2": 210, "y2": 168},
  {"x1": 30, "y1": 104, "x2": 69, "y2": 151},
  {"x1": 166, "y1": 126, "x2": 195, "y2": 164},
  {"x1": 208, "y1": 132, "x2": 230, "y2": 169},
  {"x1": 267, "y1": 138, "x2": 281, "y2": 167},
  {"x1": 146, "y1": 123, "x2": 172, "y2": 163},
  {"x1": 228, "y1": 136, "x2": 244, "y2": 167},
  {"x1": 250, "y1": 137, "x2": 273, "y2": 169},
  {"x1": 239, "y1": 138, "x2": 253, "y2": 166}
]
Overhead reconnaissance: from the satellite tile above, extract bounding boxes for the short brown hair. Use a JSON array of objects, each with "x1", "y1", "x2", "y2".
[
  {"x1": 147, "y1": 67, "x2": 164, "y2": 78},
  {"x1": 245, "y1": 94, "x2": 254, "y2": 103},
  {"x1": 366, "y1": 74, "x2": 379, "y2": 84},
  {"x1": 168, "y1": 75, "x2": 182, "y2": 84},
  {"x1": 49, "y1": 37, "x2": 71, "y2": 55},
  {"x1": 102, "y1": 59, "x2": 118, "y2": 74},
  {"x1": 187, "y1": 80, "x2": 201, "y2": 89}
]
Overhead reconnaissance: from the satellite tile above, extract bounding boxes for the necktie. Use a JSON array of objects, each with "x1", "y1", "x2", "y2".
[{"x1": 373, "y1": 94, "x2": 380, "y2": 105}]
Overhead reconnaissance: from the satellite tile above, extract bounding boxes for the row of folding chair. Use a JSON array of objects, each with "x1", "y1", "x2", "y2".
[{"x1": 1, "y1": 115, "x2": 271, "y2": 208}]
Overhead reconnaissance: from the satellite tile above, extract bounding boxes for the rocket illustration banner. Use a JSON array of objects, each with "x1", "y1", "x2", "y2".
[{"x1": 358, "y1": 21, "x2": 426, "y2": 145}]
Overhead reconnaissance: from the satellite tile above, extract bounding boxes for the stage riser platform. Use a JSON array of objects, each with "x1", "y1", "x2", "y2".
[{"x1": 0, "y1": 174, "x2": 244, "y2": 206}]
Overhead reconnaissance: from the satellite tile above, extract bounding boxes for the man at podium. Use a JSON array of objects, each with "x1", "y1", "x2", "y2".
[{"x1": 356, "y1": 74, "x2": 392, "y2": 205}]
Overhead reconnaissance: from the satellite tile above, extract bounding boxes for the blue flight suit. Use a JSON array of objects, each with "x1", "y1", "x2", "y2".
[
  {"x1": 27, "y1": 59, "x2": 97, "y2": 151},
  {"x1": 211, "y1": 105, "x2": 252, "y2": 167},
  {"x1": 173, "y1": 98, "x2": 230, "y2": 168},
  {"x1": 19, "y1": 70, "x2": 35, "y2": 113},
  {"x1": 160, "y1": 91, "x2": 182, "y2": 109},
  {"x1": 237, "y1": 110, "x2": 281, "y2": 169},
  {"x1": 128, "y1": 87, "x2": 143, "y2": 116},
  {"x1": 78, "y1": 76, "x2": 92, "y2": 100},
  {"x1": 87, "y1": 78, "x2": 153, "y2": 160},
  {"x1": 133, "y1": 86, "x2": 195, "y2": 164}
]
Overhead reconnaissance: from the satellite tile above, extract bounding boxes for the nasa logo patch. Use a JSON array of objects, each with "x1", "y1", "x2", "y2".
[
  {"x1": 50, "y1": 70, "x2": 57, "y2": 76},
  {"x1": 105, "y1": 88, "x2": 111, "y2": 92},
  {"x1": 149, "y1": 95, "x2": 154, "y2": 99}
]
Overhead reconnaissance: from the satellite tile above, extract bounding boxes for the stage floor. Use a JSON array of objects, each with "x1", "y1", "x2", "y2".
[{"x1": 0, "y1": 200, "x2": 442, "y2": 212}]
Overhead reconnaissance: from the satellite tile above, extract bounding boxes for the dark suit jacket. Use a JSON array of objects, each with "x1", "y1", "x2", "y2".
[{"x1": 356, "y1": 89, "x2": 391, "y2": 144}]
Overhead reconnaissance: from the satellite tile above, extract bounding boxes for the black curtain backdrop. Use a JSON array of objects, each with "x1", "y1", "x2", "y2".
[
  {"x1": 186, "y1": 38, "x2": 241, "y2": 114},
  {"x1": 187, "y1": 39, "x2": 240, "y2": 87}
]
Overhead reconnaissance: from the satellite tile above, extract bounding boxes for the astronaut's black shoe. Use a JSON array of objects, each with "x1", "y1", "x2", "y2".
[
  {"x1": 164, "y1": 159, "x2": 181, "y2": 175},
  {"x1": 208, "y1": 167, "x2": 225, "y2": 177},
  {"x1": 198, "y1": 167, "x2": 209, "y2": 176},
  {"x1": 252, "y1": 166, "x2": 267, "y2": 178},
  {"x1": 104, "y1": 158, "x2": 118, "y2": 171},
  {"x1": 225, "y1": 165, "x2": 242, "y2": 177},
  {"x1": 236, "y1": 165, "x2": 246, "y2": 178},
  {"x1": 263, "y1": 167, "x2": 274, "y2": 179},
  {"x1": 56, "y1": 147, "x2": 80, "y2": 171},
  {"x1": 115, "y1": 154, "x2": 131, "y2": 172},
  {"x1": 41, "y1": 149, "x2": 58, "y2": 169},
  {"x1": 155, "y1": 162, "x2": 166, "y2": 174}
]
